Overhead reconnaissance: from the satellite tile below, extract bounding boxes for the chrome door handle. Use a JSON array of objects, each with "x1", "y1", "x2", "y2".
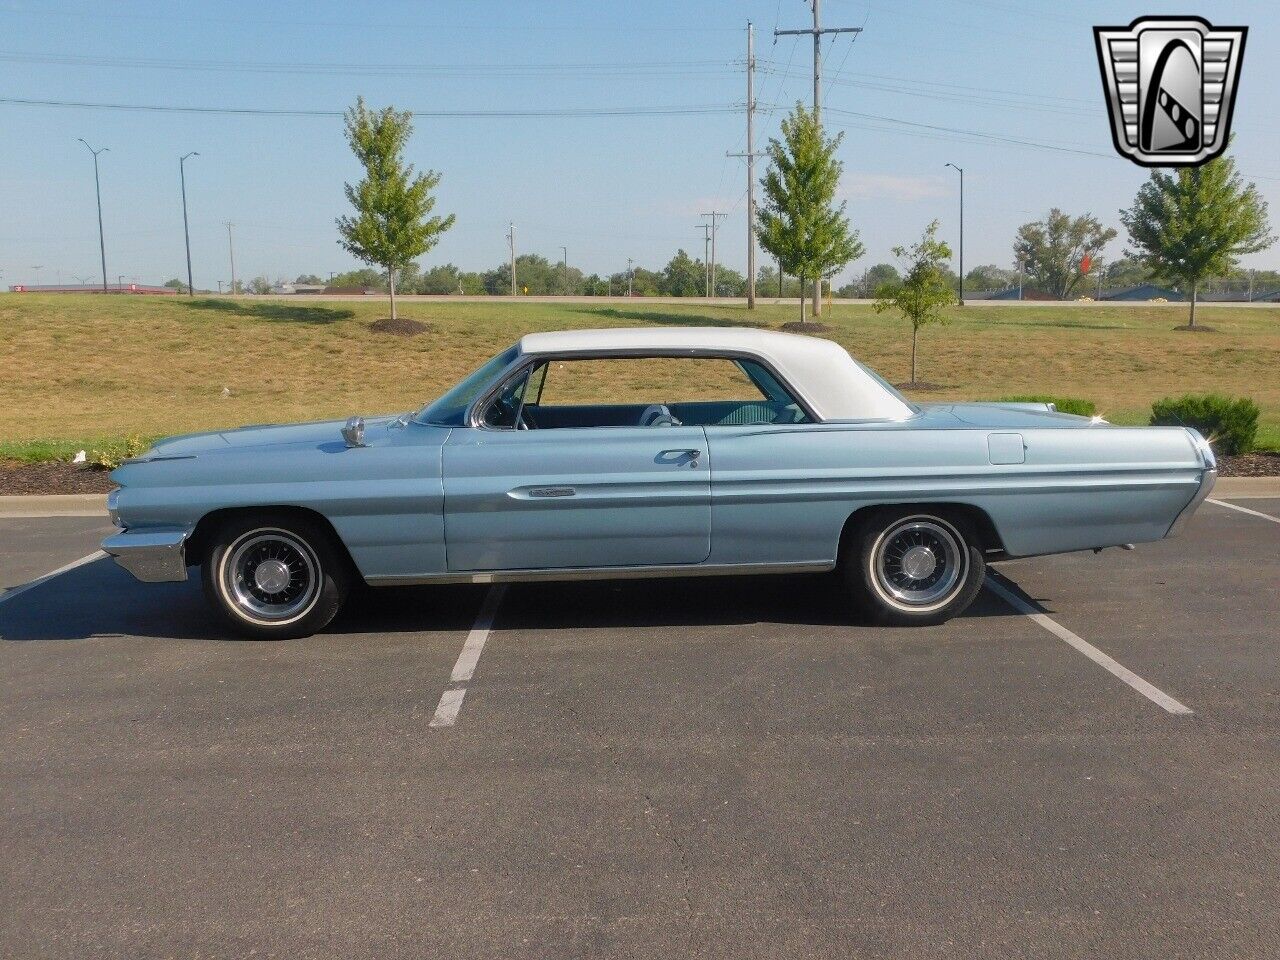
[{"x1": 659, "y1": 448, "x2": 702, "y2": 466}]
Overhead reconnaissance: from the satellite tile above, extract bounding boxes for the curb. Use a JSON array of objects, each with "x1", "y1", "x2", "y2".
[
  {"x1": 0, "y1": 477, "x2": 1275, "y2": 519},
  {"x1": 1214, "y1": 476, "x2": 1280, "y2": 499},
  {"x1": 0, "y1": 494, "x2": 108, "y2": 518}
]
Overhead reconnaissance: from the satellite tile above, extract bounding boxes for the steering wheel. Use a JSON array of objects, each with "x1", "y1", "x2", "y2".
[{"x1": 639, "y1": 404, "x2": 682, "y2": 427}]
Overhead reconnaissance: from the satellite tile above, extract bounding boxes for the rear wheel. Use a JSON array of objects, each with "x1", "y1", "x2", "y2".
[
  {"x1": 201, "y1": 514, "x2": 349, "y2": 640},
  {"x1": 843, "y1": 509, "x2": 984, "y2": 626}
]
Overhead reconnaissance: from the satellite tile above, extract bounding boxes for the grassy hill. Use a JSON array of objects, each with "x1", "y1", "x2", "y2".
[{"x1": 2, "y1": 293, "x2": 1277, "y2": 459}]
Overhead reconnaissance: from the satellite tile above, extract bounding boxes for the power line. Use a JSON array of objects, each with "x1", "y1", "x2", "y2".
[
  {"x1": 0, "y1": 50, "x2": 746, "y2": 78},
  {"x1": 0, "y1": 97, "x2": 743, "y2": 119}
]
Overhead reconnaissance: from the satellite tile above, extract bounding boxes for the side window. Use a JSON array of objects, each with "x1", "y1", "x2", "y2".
[
  {"x1": 513, "y1": 356, "x2": 810, "y2": 429},
  {"x1": 482, "y1": 367, "x2": 535, "y2": 429}
]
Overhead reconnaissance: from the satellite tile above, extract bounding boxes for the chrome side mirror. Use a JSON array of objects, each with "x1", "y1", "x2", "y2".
[{"x1": 341, "y1": 416, "x2": 366, "y2": 448}]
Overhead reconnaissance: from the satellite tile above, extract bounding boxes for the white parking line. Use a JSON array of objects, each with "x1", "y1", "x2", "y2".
[
  {"x1": 985, "y1": 576, "x2": 1193, "y2": 716},
  {"x1": 429, "y1": 584, "x2": 507, "y2": 729},
  {"x1": 1207, "y1": 498, "x2": 1280, "y2": 525},
  {"x1": 0, "y1": 551, "x2": 104, "y2": 606}
]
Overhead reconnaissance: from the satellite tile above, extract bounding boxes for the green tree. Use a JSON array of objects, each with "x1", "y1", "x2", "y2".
[
  {"x1": 1013, "y1": 208, "x2": 1116, "y2": 300},
  {"x1": 874, "y1": 220, "x2": 955, "y2": 386},
  {"x1": 1120, "y1": 151, "x2": 1273, "y2": 328},
  {"x1": 756, "y1": 103, "x2": 864, "y2": 325},
  {"x1": 294, "y1": 274, "x2": 323, "y2": 285},
  {"x1": 756, "y1": 264, "x2": 805, "y2": 298},
  {"x1": 163, "y1": 278, "x2": 187, "y2": 293},
  {"x1": 336, "y1": 97, "x2": 455, "y2": 320},
  {"x1": 660, "y1": 249, "x2": 705, "y2": 297},
  {"x1": 964, "y1": 264, "x2": 1016, "y2": 291}
]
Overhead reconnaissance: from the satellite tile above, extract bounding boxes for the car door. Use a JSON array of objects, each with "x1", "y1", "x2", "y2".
[{"x1": 442, "y1": 425, "x2": 710, "y2": 571}]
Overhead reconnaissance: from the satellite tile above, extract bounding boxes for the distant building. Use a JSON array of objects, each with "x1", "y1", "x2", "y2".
[
  {"x1": 269, "y1": 282, "x2": 327, "y2": 295},
  {"x1": 967, "y1": 287, "x2": 1056, "y2": 301},
  {"x1": 1102, "y1": 284, "x2": 1186, "y2": 302},
  {"x1": 6, "y1": 283, "x2": 177, "y2": 295}
]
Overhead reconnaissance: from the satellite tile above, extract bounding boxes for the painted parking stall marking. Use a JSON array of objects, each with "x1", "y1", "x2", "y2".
[
  {"x1": 0, "y1": 551, "x2": 103, "y2": 606},
  {"x1": 1207, "y1": 498, "x2": 1280, "y2": 525},
  {"x1": 985, "y1": 574, "x2": 1193, "y2": 716},
  {"x1": 429, "y1": 585, "x2": 507, "y2": 729}
]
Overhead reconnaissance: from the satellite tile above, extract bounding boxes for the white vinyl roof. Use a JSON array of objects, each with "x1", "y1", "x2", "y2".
[{"x1": 517, "y1": 327, "x2": 915, "y2": 421}]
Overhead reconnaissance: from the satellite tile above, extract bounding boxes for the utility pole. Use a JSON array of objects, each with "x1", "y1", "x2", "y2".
[
  {"x1": 179, "y1": 152, "x2": 199, "y2": 296},
  {"x1": 700, "y1": 211, "x2": 727, "y2": 298},
  {"x1": 696, "y1": 224, "x2": 711, "y2": 298},
  {"x1": 224, "y1": 222, "x2": 236, "y2": 295},
  {"x1": 560, "y1": 245, "x2": 569, "y2": 295},
  {"x1": 626, "y1": 258, "x2": 634, "y2": 297},
  {"x1": 507, "y1": 222, "x2": 516, "y2": 296},
  {"x1": 776, "y1": 1, "x2": 862, "y2": 318},
  {"x1": 1016, "y1": 259, "x2": 1023, "y2": 301},
  {"x1": 725, "y1": 21, "x2": 762, "y2": 309},
  {"x1": 945, "y1": 163, "x2": 964, "y2": 305},
  {"x1": 216, "y1": 280, "x2": 223, "y2": 294},
  {"x1": 77, "y1": 139, "x2": 109, "y2": 292}
]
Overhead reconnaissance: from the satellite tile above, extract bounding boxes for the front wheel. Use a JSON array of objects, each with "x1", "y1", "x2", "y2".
[
  {"x1": 843, "y1": 509, "x2": 985, "y2": 626},
  {"x1": 202, "y1": 514, "x2": 350, "y2": 640}
]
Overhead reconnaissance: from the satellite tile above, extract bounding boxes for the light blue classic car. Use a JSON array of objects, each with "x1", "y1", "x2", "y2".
[{"x1": 104, "y1": 327, "x2": 1217, "y2": 639}]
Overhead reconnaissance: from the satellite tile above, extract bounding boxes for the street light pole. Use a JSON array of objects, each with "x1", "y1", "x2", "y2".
[
  {"x1": 560, "y1": 246, "x2": 569, "y2": 295},
  {"x1": 179, "y1": 152, "x2": 199, "y2": 296},
  {"x1": 945, "y1": 163, "x2": 965, "y2": 306},
  {"x1": 626, "y1": 258, "x2": 634, "y2": 297},
  {"x1": 77, "y1": 139, "x2": 109, "y2": 292}
]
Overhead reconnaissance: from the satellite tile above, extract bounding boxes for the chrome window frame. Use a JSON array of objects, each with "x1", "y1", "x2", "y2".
[{"x1": 465, "y1": 348, "x2": 822, "y2": 431}]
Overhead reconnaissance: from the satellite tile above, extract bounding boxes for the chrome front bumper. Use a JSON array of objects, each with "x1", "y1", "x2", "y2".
[{"x1": 102, "y1": 528, "x2": 190, "y2": 583}]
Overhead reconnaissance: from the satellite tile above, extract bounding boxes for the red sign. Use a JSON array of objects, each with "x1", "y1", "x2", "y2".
[{"x1": 1080, "y1": 253, "x2": 1093, "y2": 274}]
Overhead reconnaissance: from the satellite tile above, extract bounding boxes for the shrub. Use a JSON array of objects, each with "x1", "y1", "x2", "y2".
[
  {"x1": 997, "y1": 394, "x2": 1096, "y2": 417},
  {"x1": 1150, "y1": 393, "x2": 1259, "y2": 455},
  {"x1": 89, "y1": 434, "x2": 151, "y2": 470}
]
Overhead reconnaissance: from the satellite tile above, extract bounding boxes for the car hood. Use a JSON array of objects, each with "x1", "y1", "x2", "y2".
[{"x1": 144, "y1": 414, "x2": 404, "y2": 457}]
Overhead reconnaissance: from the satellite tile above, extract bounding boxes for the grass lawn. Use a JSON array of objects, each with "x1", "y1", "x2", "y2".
[{"x1": 2, "y1": 293, "x2": 1278, "y2": 459}]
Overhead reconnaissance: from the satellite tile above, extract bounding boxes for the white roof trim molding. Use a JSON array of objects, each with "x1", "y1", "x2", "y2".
[{"x1": 517, "y1": 327, "x2": 915, "y2": 422}]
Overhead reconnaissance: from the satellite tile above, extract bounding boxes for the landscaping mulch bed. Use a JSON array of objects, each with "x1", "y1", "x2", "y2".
[
  {"x1": 1218, "y1": 452, "x2": 1280, "y2": 477},
  {"x1": 3, "y1": 449, "x2": 1277, "y2": 497},
  {"x1": 368, "y1": 317, "x2": 431, "y2": 336},
  {"x1": 0, "y1": 460, "x2": 116, "y2": 496}
]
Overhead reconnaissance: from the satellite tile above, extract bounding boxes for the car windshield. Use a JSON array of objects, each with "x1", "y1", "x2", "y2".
[{"x1": 415, "y1": 346, "x2": 519, "y2": 426}]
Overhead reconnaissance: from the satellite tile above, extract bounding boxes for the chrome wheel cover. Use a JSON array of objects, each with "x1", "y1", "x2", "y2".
[
  {"x1": 869, "y1": 517, "x2": 967, "y2": 613},
  {"x1": 219, "y1": 529, "x2": 321, "y2": 626}
]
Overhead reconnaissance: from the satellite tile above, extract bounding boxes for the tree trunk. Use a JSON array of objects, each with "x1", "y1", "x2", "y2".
[
  {"x1": 388, "y1": 266, "x2": 397, "y2": 320},
  {"x1": 812, "y1": 278, "x2": 822, "y2": 318},
  {"x1": 1188, "y1": 281, "x2": 1197, "y2": 329},
  {"x1": 911, "y1": 324, "x2": 919, "y2": 385},
  {"x1": 799, "y1": 277, "x2": 807, "y2": 327}
]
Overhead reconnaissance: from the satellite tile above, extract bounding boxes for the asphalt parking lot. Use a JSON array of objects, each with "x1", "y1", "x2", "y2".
[{"x1": 2, "y1": 501, "x2": 1278, "y2": 959}]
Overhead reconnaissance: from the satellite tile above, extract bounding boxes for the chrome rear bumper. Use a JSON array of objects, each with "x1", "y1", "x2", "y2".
[
  {"x1": 1167, "y1": 468, "x2": 1217, "y2": 537},
  {"x1": 102, "y1": 528, "x2": 190, "y2": 583}
]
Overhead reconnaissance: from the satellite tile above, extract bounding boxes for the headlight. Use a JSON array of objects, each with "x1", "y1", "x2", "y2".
[{"x1": 107, "y1": 487, "x2": 123, "y2": 527}]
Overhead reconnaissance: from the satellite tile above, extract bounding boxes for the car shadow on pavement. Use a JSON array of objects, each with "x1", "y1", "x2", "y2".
[{"x1": 2, "y1": 558, "x2": 1022, "y2": 643}]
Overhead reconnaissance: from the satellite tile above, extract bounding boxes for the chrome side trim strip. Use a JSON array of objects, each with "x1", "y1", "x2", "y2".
[
  {"x1": 102, "y1": 528, "x2": 190, "y2": 583},
  {"x1": 366, "y1": 560, "x2": 834, "y2": 587}
]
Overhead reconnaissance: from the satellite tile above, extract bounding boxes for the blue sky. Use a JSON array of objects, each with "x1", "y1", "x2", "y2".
[{"x1": 1, "y1": 0, "x2": 1276, "y2": 289}]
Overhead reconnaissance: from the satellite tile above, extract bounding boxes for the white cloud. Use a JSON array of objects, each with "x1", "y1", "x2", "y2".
[{"x1": 841, "y1": 173, "x2": 949, "y2": 202}]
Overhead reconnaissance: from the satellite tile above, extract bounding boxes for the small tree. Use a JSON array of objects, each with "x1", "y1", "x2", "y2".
[
  {"x1": 874, "y1": 221, "x2": 955, "y2": 386},
  {"x1": 756, "y1": 103, "x2": 864, "y2": 326},
  {"x1": 336, "y1": 97, "x2": 455, "y2": 320},
  {"x1": 1120, "y1": 150, "x2": 1273, "y2": 329},
  {"x1": 1013, "y1": 208, "x2": 1116, "y2": 299}
]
